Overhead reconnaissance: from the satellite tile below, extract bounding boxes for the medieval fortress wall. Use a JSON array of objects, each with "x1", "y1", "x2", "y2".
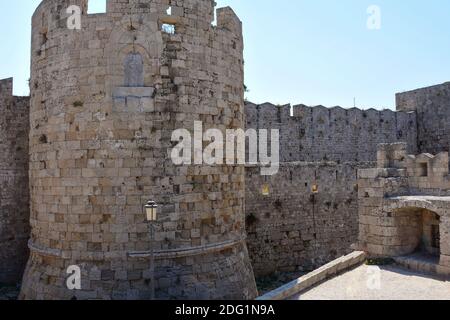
[
  {"x1": 0, "y1": 0, "x2": 450, "y2": 300},
  {"x1": 0, "y1": 78, "x2": 30, "y2": 285},
  {"x1": 244, "y1": 83, "x2": 450, "y2": 276},
  {"x1": 245, "y1": 102, "x2": 418, "y2": 163},
  {"x1": 245, "y1": 162, "x2": 369, "y2": 276},
  {"x1": 18, "y1": 0, "x2": 257, "y2": 300},
  {"x1": 244, "y1": 102, "x2": 420, "y2": 275}
]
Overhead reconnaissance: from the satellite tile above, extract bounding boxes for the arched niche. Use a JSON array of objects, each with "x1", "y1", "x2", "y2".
[{"x1": 389, "y1": 207, "x2": 441, "y2": 257}]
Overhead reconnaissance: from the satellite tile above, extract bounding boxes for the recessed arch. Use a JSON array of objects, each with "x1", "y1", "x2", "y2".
[
  {"x1": 388, "y1": 205, "x2": 441, "y2": 257},
  {"x1": 384, "y1": 198, "x2": 444, "y2": 218},
  {"x1": 105, "y1": 18, "x2": 164, "y2": 97}
]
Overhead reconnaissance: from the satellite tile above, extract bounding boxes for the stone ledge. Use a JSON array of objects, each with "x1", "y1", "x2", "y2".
[
  {"x1": 256, "y1": 251, "x2": 367, "y2": 301},
  {"x1": 393, "y1": 254, "x2": 450, "y2": 278},
  {"x1": 28, "y1": 239, "x2": 66, "y2": 259},
  {"x1": 128, "y1": 238, "x2": 245, "y2": 260},
  {"x1": 29, "y1": 238, "x2": 246, "y2": 261},
  {"x1": 113, "y1": 87, "x2": 154, "y2": 98}
]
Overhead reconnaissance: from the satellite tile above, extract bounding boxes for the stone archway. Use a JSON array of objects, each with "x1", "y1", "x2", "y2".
[
  {"x1": 390, "y1": 206, "x2": 440, "y2": 257},
  {"x1": 382, "y1": 198, "x2": 444, "y2": 258},
  {"x1": 359, "y1": 195, "x2": 450, "y2": 276}
]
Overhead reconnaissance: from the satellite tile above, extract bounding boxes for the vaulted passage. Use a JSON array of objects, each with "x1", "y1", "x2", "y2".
[{"x1": 392, "y1": 207, "x2": 441, "y2": 257}]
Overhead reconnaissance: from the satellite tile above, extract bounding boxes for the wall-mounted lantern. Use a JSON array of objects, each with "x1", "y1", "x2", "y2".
[
  {"x1": 145, "y1": 200, "x2": 158, "y2": 222},
  {"x1": 312, "y1": 184, "x2": 319, "y2": 194},
  {"x1": 261, "y1": 184, "x2": 270, "y2": 196},
  {"x1": 144, "y1": 200, "x2": 158, "y2": 300}
]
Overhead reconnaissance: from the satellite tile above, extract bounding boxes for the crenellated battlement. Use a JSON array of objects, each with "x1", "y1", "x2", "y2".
[
  {"x1": 375, "y1": 142, "x2": 449, "y2": 178},
  {"x1": 406, "y1": 152, "x2": 449, "y2": 179},
  {"x1": 32, "y1": 0, "x2": 238, "y2": 37},
  {"x1": 245, "y1": 102, "x2": 418, "y2": 163},
  {"x1": 359, "y1": 143, "x2": 450, "y2": 196},
  {"x1": 30, "y1": 0, "x2": 244, "y2": 112}
]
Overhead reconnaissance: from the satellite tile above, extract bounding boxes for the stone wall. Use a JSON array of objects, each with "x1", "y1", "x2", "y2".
[
  {"x1": 21, "y1": 0, "x2": 257, "y2": 300},
  {"x1": 397, "y1": 82, "x2": 450, "y2": 155},
  {"x1": 1, "y1": 0, "x2": 449, "y2": 298},
  {"x1": 358, "y1": 143, "x2": 450, "y2": 276},
  {"x1": 0, "y1": 78, "x2": 30, "y2": 285},
  {"x1": 244, "y1": 101, "x2": 418, "y2": 277},
  {"x1": 245, "y1": 162, "x2": 372, "y2": 277},
  {"x1": 245, "y1": 102, "x2": 418, "y2": 163}
]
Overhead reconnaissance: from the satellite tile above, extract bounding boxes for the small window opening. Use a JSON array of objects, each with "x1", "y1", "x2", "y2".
[
  {"x1": 88, "y1": 0, "x2": 107, "y2": 14},
  {"x1": 162, "y1": 23, "x2": 176, "y2": 34},
  {"x1": 419, "y1": 162, "x2": 428, "y2": 177},
  {"x1": 166, "y1": 7, "x2": 172, "y2": 15}
]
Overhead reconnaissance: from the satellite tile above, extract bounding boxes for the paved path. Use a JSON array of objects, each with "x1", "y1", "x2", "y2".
[{"x1": 291, "y1": 264, "x2": 450, "y2": 300}]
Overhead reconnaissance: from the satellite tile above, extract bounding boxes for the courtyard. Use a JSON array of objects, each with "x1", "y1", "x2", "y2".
[{"x1": 291, "y1": 264, "x2": 450, "y2": 300}]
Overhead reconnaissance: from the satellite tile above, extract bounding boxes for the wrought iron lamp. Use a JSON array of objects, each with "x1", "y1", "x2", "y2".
[{"x1": 144, "y1": 200, "x2": 158, "y2": 299}]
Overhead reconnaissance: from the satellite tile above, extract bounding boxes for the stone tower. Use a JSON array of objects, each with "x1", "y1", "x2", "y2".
[
  {"x1": 0, "y1": 78, "x2": 30, "y2": 285},
  {"x1": 21, "y1": 0, "x2": 257, "y2": 299}
]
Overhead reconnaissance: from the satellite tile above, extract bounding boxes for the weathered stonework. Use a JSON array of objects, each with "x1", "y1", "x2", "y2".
[
  {"x1": 245, "y1": 102, "x2": 418, "y2": 163},
  {"x1": 397, "y1": 82, "x2": 450, "y2": 155},
  {"x1": 0, "y1": 0, "x2": 449, "y2": 300},
  {"x1": 358, "y1": 143, "x2": 450, "y2": 276},
  {"x1": 245, "y1": 162, "x2": 367, "y2": 276},
  {"x1": 244, "y1": 102, "x2": 419, "y2": 276},
  {"x1": 0, "y1": 78, "x2": 30, "y2": 285},
  {"x1": 20, "y1": 0, "x2": 257, "y2": 300}
]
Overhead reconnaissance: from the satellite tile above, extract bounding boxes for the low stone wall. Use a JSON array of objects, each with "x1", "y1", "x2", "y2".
[
  {"x1": 245, "y1": 162, "x2": 372, "y2": 277},
  {"x1": 257, "y1": 251, "x2": 366, "y2": 300},
  {"x1": 393, "y1": 255, "x2": 449, "y2": 279}
]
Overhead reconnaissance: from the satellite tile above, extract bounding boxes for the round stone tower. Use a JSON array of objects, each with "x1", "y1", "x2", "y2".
[{"x1": 21, "y1": 0, "x2": 257, "y2": 300}]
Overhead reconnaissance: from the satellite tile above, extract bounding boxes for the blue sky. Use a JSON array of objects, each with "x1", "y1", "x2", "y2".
[{"x1": 1, "y1": 1, "x2": 449, "y2": 109}]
